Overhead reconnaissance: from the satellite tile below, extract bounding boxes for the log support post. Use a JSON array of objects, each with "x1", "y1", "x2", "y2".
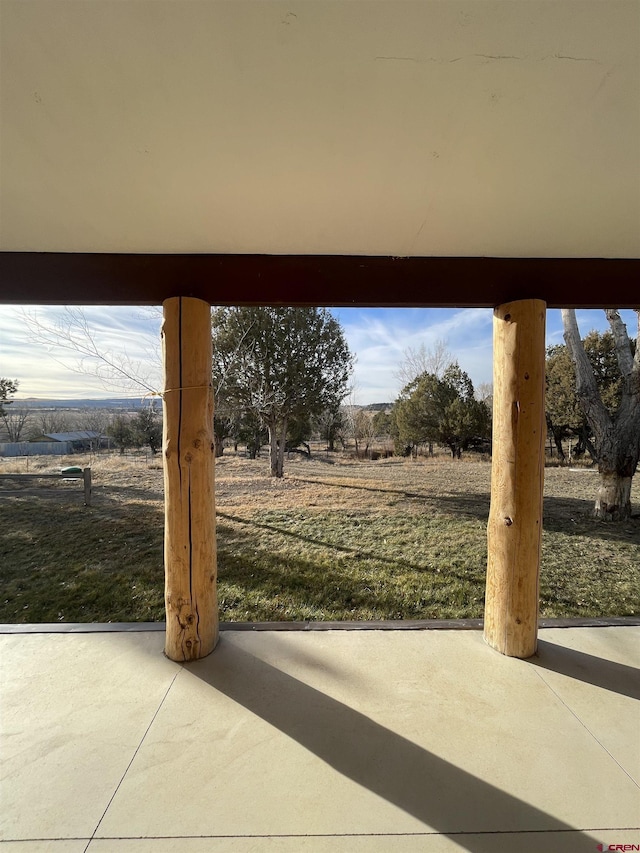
[
  {"x1": 162, "y1": 296, "x2": 218, "y2": 662},
  {"x1": 484, "y1": 300, "x2": 546, "y2": 658}
]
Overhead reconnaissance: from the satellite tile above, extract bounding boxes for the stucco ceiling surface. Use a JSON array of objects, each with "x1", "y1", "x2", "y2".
[{"x1": 1, "y1": 0, "x2": 639, "y2": 257}]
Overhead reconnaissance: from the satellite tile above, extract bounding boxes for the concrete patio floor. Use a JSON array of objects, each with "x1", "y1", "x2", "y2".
[{"x1": 1, "y1": 625, "x2": 638, "y2": 852}]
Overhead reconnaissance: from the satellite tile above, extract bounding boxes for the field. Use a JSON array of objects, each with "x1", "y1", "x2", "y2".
[{"x1": 0, "y1": 451, "x2": 639, "y2": 624}]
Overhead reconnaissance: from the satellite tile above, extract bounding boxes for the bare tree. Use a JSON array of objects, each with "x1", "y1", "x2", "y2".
[
  {"x1": 562, "y1": 308, "x2": 640, "y2": 520},
  {"x1": 33, "y1": 409, "x2": 70, "y2": 436},
  {"x1": 314, "y1": 405, "x2": 343, "y2": 452},
  {"x1": 21, "y1": 307, "x2": 161, "y2": 395},
  {"x1": 339, "y1": 386, "x2": 360, "y2": 454},
  {"x1": 354, "y1": 409, "x2": 377, "y2": 459},
  {"x1": 476, "y1": 382, "x2": 493, "y2": 406},
  {"x1": 395, "y1": 339, "x2": 452, "y2": 388},
  {"x1": 1, "y1": 407, "x2": 31, "y2": 441},
  {"x1": 78, "y1": 408, "x2": 111, "y2": 437}
]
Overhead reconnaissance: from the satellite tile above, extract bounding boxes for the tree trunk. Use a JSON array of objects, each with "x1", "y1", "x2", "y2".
[
  {"x1": 269, "y1": 418, "x2": 286, "y2": 477},
  {"x1": 592, "y1": 418, "x2": 639, "y2": 520},
  {"x1": 278, "y1": 419, "x2": 287, "y2": 475},
  {"x1": 595, "y1": 472, "x2": 632, "y2": 521},
  {"x1": 562, "y1": 308, "x2": 640, "y2": 519},
  {"x1": 269, "y1": 423, "x2": 278, "y2": 475},
  {"x1": 572, "y1": 425, "x2": 596, "y2": 462},
  {"x1": 546, "y1": 413, "x2": 565, "y2": 460}
]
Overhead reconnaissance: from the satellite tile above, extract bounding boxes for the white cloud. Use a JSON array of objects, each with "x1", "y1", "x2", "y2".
[
  {"x1": 0, "y1": 306, "x2": 162, "y2": 399},
  {"x1": 334, "y1": 308, "x2": 494, "y2": 404},
  {"x1": 546, "y1": 308, "x2": 638, "y2": 349},
  {"x1": 337, "y1": 307, "x2": 638, "y2": 405},
  {"x1": 1, "y1": 305, "x2": 636, "y2": 406}
]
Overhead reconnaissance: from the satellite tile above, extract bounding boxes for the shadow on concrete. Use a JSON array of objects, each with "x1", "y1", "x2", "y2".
[
  {"x1": 190, "y1": 640, "x2": 596, "y2": 852},
  {"x1": 532, "y1": 640, "x2": 640, "y2": 700}
]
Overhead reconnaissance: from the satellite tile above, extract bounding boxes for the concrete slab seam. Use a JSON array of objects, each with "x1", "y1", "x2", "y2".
[
  {"x1": 531, "y1": 667, "x2": 640, "y2": 789},
  {"x1": 83, "y1": 670, "x2": 181, "y2": 853}
]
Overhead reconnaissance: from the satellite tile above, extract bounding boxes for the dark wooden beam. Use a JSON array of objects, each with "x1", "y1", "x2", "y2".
[{"x1": 0, "y1": 253, "x2": 638, "y2": 307}]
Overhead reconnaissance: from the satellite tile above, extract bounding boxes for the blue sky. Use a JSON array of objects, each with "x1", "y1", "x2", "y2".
[{"x1": 0, "y1": 306, "x2": 636, "y2": 405}]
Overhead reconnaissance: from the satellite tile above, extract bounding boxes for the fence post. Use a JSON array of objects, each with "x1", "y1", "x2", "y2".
[{"x1": 83, "y1": 467, "x2": 92, "y2": 506}]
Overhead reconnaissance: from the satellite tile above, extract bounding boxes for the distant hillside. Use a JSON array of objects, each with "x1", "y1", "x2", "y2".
[
  {"x1": 363, "y1": 402, "x2": 393, "y2": 412},
  {"x1": 15, "y1": 397, "x2": 150, "y2": 410}
]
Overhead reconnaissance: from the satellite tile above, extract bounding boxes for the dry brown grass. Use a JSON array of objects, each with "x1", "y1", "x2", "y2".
[{"x1": 0, "y1": 450, "x2": 638, "y2": 623}]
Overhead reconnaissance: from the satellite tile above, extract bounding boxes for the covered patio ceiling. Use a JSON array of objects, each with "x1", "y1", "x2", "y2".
[{"x1": 0, "y1": 0, "x2": 638, "y2": 307}]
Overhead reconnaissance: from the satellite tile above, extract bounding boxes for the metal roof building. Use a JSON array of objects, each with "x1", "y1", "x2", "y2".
[{"x1": 43, "y1": 432, "x2": 103, "y2": 443}]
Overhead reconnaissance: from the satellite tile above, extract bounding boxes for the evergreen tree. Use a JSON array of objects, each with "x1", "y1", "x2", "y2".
[
  {"x1": 212, "y1": 308, "x2": 352, "y2": 477},
  {"x1": 133, "y1": 404, "x2": 162, "y2": 454},
  {"x1": 107, "y1": 415, "x2": 135, "y2": 455},
  {"x1": 0, "y1": 379, "x2": 18, "y2": 416},
  {"x1": 394, "y1": 363, "x2": 490, "y2": 458}
]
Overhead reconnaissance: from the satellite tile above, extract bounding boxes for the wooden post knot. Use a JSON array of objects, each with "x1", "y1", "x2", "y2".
[{"x1": 504, "y1": 517, "x2": 513, "y2": 526}]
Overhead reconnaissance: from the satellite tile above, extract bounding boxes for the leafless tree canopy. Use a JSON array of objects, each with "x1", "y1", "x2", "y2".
[
  {"x1": 395, "y1": 339, "x2": 452, "y2": 389},
  {"x1": 0, "y1": 406, "x2": 31, "y2": 442},
  {"x1": 20, "y1": 307, "x2": 161, "y2": 395}
]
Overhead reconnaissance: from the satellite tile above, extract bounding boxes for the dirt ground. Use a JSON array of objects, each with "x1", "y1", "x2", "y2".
[{"x1": 0, "y1": 449, "x2": 635, "y2": 515}]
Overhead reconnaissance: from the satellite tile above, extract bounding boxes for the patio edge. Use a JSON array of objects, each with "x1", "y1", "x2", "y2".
[{"x1": 1, "y1": 616, "x2": 639, "y2": 634}]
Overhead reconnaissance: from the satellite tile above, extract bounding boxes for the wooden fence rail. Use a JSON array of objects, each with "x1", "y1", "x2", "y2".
[{"x1": 0, "y1": 467, "x2": 92, "y2": 506}]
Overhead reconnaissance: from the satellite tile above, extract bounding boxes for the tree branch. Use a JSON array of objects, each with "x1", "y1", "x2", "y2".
[
  {"x1": 20, "y1": 308, "x2": 160, "y2": 395},
  {"x1": 605, "y1": 309, "x2": 635, "y2": 380},
  {"x1": 561, "y1": 308, "x2": 610, "y2": 430}
]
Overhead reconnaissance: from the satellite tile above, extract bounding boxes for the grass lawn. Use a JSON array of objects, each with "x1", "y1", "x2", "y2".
[{"x1": 0, "y1": 452, "x2": 638, "y2": 623}]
